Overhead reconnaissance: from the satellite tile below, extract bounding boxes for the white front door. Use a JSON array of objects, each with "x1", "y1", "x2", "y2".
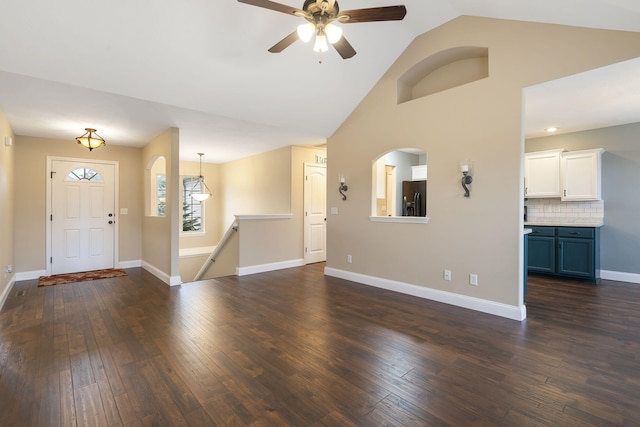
[
  {"x1": 50, "y1": 159, "x2": 116, "y2": 274},
  {"x1": 304, "y1": 164, "x2": 327, "y2": 264}
]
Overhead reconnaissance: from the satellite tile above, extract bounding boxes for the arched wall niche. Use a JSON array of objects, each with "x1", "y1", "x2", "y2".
[
  {"x1": 371, "y1": 148, "x2": 427, "y2": 217},
  {"x1": 145, "y1": 155, "x2": 166, "y2": 217},
  {"x1": 397, "y1": 46, "x2": 489, "y2": 104}
]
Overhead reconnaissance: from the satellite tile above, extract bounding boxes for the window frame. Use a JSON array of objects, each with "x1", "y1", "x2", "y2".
[{"x1": 180, "y1": 175, "x2": 205, "y2": 236}]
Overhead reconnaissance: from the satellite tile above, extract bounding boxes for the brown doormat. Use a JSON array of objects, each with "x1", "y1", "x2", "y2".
[{"x1": 38, "y1": 268, "x2": 128, "y2": 287}]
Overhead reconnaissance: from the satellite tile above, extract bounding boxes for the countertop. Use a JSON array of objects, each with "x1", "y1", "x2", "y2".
[{"x1": 524, "y1": 219, "x2": 603, "y2": 228}]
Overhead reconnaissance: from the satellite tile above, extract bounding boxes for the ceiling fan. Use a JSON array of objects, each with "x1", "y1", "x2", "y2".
[{"x1": 237, "y1": 0, "x2": 407, "y2": 59}]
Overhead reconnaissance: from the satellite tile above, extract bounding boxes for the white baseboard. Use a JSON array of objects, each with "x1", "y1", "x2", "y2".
[
  {"x1": 600, "y1": 270, "x2": 640, "y2": 284},
  {"x1": 324, "y1": 267, "x2": 526, "y2": 322},
  {"x1": 237, "y1": 259, "x2": 305, "y2": 277},
  {"x1": 15, "y1": 270, "x2": 47, "y2": 281},
  {"x1": 141, "y1": 261, "x2": 182, "y2": 287},
  {"x1": 119, "y1": 260, "x2": 142, "y2": 269},
  {"x1": 0, "y1": 275, "x2": 16, "y2": 310}
]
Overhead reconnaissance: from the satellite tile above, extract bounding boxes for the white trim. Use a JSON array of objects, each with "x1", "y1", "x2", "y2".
[
  {"x1": 180, "y1": 231, "x2": 206, "y2": 237},
  {"x1": 179, "y1": 246, "x2": 216, "y2": 258},
  {"x1": 237, "y1": 259, "x2": 304, "y2": 276},
  {"x1": 15, "y1": 270, "x2": 47, "y2": 281},
  {"x1": 142, "y1": 261, "x2": 182, "y2": 286},
  {"x1": 118, "y1": 260, "x2": 142, "y2": 269},
  {"x1": 370, "y1": 216, "x2": 430, "y2": 224},
  {"x1": 0, "y1": 275, "x2": 16, "y2": 310},
  {"x1": 600, "y1": 270, "x2": 640, "y2": 284},
  {"x1": 235, "y1": 214, "x2": 293, "y2": 220},
  {"x1": 46, "y1": 156, "x2": 120, "y2": 275},
  {"x1": 324, "y1": 267, "x2": 526, "y2": 321}
]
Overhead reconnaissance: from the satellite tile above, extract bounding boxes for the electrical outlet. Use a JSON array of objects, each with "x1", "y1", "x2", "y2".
[
  {"x1": 444, "y1": 270, "x2": 452, "y2": 281},
  {"x1": 347, "y1": 255, "x2": 352, "y2": 264},
  {"x1": 5, "y1": 265, "x2": 12, "y2": 273},
  {"x1": 470, "y1": 274, "x2": 478, "y2": 286}
]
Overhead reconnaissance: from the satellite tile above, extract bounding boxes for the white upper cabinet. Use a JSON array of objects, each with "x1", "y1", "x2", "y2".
[
  {"x1": 524, "y1": 149, "x2": 564, "y2": 198},
  {"x1": 412, "y1": 165, "x2": 427, "y2": 181},
  {"x1": 561, "y1": 148, "x2": 604, "y2": 201}
]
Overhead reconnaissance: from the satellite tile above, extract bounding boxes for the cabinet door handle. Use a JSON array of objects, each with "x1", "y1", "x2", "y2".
[
  {"x1": 569, "y1": 231, "x2": 580, "y2": 235},
  {"x1": 564, "y1": 189, "x2": 567, "y2": 197}
]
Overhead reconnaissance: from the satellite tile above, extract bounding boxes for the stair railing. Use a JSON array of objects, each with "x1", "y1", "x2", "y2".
[{"x1": 193, "y1": 221, "x2": 238, "y2": 281}]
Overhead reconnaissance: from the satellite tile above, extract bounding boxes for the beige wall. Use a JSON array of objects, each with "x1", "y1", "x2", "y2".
[
  {"x1": 219, "y1": 146, "x2": 292, "y2": 228},
  {"x1": 141, "y1": 128, "x2": 180, "y2": 282},
  {"x1": 0, "y1": 109, "x2": 15, "y2": 300},
  {"x1": 327, "y1": 17, "x2": 640, "y2": 312},
  {"x1": 180, "y1": 145, "x2": 326, "y2": 281},
  {"x1": 178, "y1": 160, "x2": 221, "y2": 249},
  {"x1": 14, "y1": 136, "x2": 142, "y2": 273}
]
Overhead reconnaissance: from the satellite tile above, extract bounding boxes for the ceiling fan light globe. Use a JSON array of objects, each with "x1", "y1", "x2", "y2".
[
  {"x1": 325, "y1": 23, "x2": 343, "y2": 44},
  {"x1": 313, "y1": 34, "x2": 329, "y2": 52},
  {"x1": 297, "y1": 23, "x2": 315, "y2": 42}
]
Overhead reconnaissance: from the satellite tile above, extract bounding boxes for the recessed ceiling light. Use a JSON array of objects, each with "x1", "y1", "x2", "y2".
[{"x1": 545, "y1": 127, "x2": 559, "y2": 132}]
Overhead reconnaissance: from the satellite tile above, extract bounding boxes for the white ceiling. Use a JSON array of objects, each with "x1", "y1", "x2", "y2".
[{"x1": 0, "y1": 0, "x2": 639, "y2": 163}]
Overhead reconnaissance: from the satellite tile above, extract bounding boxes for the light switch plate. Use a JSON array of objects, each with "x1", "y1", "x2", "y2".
[
  {"x1": 330, "y1": 207, "x2": 339, "y2": 215},
  {"x1": 120, "y1": 208, "x2": 128, "y2": 215},
  {"x1": 4, "y1": 137, "x2": 12, "y2": 146}
]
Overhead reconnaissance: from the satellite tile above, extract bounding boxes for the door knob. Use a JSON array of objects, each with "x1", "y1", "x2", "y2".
[
  {"x1": 108, "y1": 220, "x2": 114, "y2": 224},
  {"x1": 108, "y1": 213, "x2": 113, "y2": 217}
]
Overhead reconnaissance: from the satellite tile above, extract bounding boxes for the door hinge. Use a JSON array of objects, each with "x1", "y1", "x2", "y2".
[
  {"x1": 305, "y1": 247, "x2": 307, "y2": 253},
  {"x1": 50, "y1": 214, "x2": 53, "y2": 221},
  {"x1": 50, "y1": 171, "x2": 56, "y2": 179},
  {"x1": 50, "y1": 257, "x2": 53, "y2": 263}
]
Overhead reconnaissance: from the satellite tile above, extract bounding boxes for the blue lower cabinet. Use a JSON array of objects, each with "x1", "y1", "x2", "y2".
[
  {"x1": 527, "y1": 226, "x2": 600, "y2": 281},
  {"x1": 558, "y1": 238, "x2": 595, "y2": 278},
  {"x1": 528, "y1": 235, "x2": 556, "y2": 273}
]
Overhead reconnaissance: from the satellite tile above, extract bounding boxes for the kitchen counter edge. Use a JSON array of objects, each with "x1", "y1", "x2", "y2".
[{"x1": 524, "y1": 220, "x2": 603, "y2": 228}]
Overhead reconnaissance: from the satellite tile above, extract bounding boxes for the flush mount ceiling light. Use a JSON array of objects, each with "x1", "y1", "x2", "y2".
[
  {"x1": 237, "y1": 0, "x2": 406, "y2": 59},
  {"x1": 191, "y1": 153, "x2": 213, "y2": 202},
  {"x1": 75, "y1": 128, "x2": 105, "y2": 151},
  {"x1": 545, "y1": 127, "x2": 559, "y2": 132}
]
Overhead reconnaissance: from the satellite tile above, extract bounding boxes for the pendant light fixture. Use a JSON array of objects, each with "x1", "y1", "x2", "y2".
[
  {"x1": 76, "y1": 128, "x2": 106, "y2": 151},
  {"x1": 191, "y1": 153, "x2": 212, "y2": 202}
]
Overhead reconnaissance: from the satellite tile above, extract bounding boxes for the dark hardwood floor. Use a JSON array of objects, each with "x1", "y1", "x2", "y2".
[{"x1": 1, "y1": 265, "x2": 639, "y2": 426}]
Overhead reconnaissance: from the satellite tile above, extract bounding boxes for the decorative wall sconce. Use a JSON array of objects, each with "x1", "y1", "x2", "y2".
[
  {"x1": 76, "y1": 128, "x2": 106, "y2": 151},
  {"x1": 460, "y1": 161, "x2": 473, "y2": 197},
  {"x1": 339, "y1": 174, "x2": 348, "y2": 200}
]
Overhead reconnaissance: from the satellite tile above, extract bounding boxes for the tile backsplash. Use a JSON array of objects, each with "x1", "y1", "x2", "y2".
[{"x1": 525, "y1": 199, "x2": 604, "y2": 221}]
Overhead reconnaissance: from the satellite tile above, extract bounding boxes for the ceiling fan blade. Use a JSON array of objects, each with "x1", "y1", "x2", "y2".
[
  {"x1": 332, "y1": 36, "x2": 356, "y2": 59},
  {"x1": 237, "y1": 0, "x2": 302, "y2": 16},
  {"x1": 268, "y1": 31, "x2": 300, "y2": 53},
  {"x1": 339, "y1": 6, "x2": 407, "y2": 23}
]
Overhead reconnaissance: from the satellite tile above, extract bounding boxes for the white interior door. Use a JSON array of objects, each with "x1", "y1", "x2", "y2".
[
  {"x1": 51, "y1": 160, "x2": 116, "y2": 274},
  {"x1": 304, "y1": 164, "x2": 327, "y2": 264}
]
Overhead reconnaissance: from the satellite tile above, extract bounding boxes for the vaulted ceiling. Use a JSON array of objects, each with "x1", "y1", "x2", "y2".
[{"x1": 1, "y1": 0, "x2": 639, "y2": 162}]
